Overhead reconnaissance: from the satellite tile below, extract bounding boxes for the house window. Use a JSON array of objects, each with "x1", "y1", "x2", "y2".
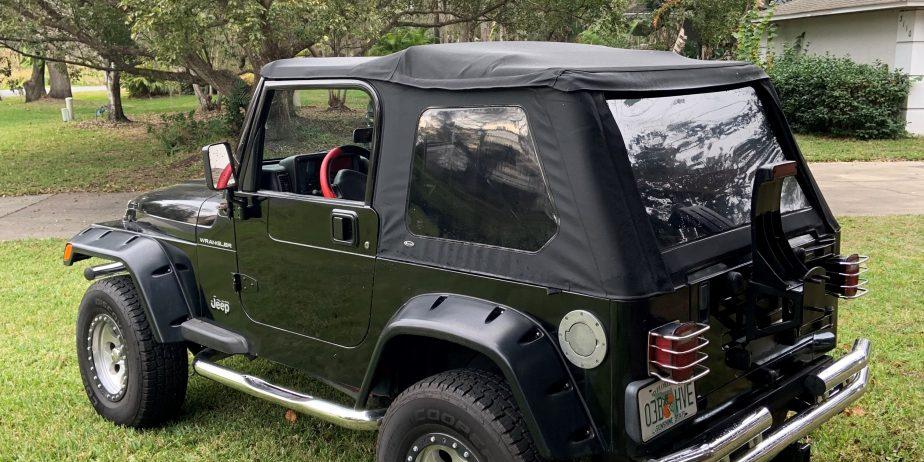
[{"x1": 406, "y1": 106, "x2": 558, "y2": 251}]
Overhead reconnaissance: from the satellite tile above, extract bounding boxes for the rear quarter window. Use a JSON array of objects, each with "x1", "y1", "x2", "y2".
[
  {"x1": 406, "y1": 106, "x2": 558, "y2": 251},
  {"x1": 608, "y1": 87, "x2": 809, "y2": 248}
]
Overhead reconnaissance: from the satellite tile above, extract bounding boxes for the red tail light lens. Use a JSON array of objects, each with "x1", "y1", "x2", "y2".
[
  {"x1": 648, "y1": 321, "x2": 710, "y2": 384},
  {"x1": 825, "y1": 254, "x2": 868, "y2": 299}
]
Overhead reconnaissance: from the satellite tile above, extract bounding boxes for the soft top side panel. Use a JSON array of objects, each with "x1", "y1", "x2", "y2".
[{"x1": 371, "y1": 83, "x2": 673, "y2": 299}]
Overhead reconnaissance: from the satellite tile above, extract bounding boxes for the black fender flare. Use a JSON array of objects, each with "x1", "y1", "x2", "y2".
[
  {"x1": 66, "y1": 226, "x2": 198, "y2": 343},
  {"x1": 358, "y1": 294, "x2": 603, "y2": 460}
]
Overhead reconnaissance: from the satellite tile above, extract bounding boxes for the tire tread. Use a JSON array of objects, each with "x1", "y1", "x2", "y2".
[
  {"x1": 380, "y1": 368, "x2": 541, "y2": 461},
  {"x1": 80, "y1": 276, "x2": 187, "y2": 427}
]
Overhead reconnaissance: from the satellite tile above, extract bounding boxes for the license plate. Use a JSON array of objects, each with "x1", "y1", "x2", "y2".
[{"x1": 638, "y1": 380, "x2": 697, "y2": 442}]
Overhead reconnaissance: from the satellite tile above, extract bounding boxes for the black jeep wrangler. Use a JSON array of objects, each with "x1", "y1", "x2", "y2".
[{"x1": 65, "y1": 42, "x2": 871, "y2": 462}]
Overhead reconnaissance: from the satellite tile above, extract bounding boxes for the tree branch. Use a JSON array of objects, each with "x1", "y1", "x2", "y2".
[{"x1": 0, "y1": 40, "x2": 201, "y2": 84}]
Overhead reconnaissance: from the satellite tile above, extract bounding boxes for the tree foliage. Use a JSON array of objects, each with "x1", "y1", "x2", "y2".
[
  {"x1": 648, "y1": 0, "x2": 752, "y2": 57},
  {"x1": 577, "y1": 0, "x2": 640, "y2": 48},
  {"x1": 369, "y1": 28, "x2": 436, "y2": 56},
  {"x1": 734, "y1": 2, "x2": 775, "y2": 68}
]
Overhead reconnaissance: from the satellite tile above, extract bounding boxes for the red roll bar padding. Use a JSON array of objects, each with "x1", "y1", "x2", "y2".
[{"x1": 319, "y1": 146, "x2": 343, "y2": 198}]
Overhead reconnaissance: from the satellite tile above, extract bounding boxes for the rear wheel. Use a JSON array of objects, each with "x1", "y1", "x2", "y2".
[
  {"x1": 376, "y1": 369, "x2": 541, "y2": 462},
  {"x1": 76, "y1": 275, "x2": 188, "y2": 427}
]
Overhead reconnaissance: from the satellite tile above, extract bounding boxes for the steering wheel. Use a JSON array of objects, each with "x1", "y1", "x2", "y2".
[{"x1": 319, "y1": 145, "x2": 369, "y2": 199}]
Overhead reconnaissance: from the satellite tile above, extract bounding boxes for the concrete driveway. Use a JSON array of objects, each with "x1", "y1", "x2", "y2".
[
  {"x1": 0, "y1": 192, "x2": 137, "y2": 241},
  {"x1": 0, "y1": 161, "x2": 921, "y2": 241},
  {"x1": 808, "y1": 161, "x2": 924, "y2": 216}
]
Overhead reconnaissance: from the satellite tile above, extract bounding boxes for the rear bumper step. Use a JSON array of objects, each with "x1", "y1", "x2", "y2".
[
  {"x1": 192, "y1": 355, "x2": 384, "y2": 431},
  {"x1": 653, "y1": 338, "x2": 871, "y2": 462}
]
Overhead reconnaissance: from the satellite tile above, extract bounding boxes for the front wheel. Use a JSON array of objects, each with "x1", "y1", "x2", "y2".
[
  {"x1": 76, "y1": 276, "x2": 188, "y2": 427},
  {"x1": 376, "y1": 369, "x2": 541, "y2": 462}
]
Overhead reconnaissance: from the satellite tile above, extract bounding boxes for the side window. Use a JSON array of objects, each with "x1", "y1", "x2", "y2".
[
  {"x1": 406, "y1": 106, "x2": 558, "y2": 251},
  {"x1": 262, "y1": 88, "x2": 372, "y2": 160},
  {"x1": 256, "y1": 87, "x2": 374, "y2": 198}
]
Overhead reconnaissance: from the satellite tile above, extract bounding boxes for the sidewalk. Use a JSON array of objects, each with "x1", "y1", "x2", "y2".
[{"x1": 0, "y1": 162, "x2": 921, "y2": 241}]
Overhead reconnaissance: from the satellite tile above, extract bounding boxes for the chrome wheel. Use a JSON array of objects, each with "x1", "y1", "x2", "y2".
[
  {"x1": 87, "y1": 313, "x2": 127, "y2": 400},
  {"x1": 407, "y1": 433, "x2": 479, "y2": 462}
]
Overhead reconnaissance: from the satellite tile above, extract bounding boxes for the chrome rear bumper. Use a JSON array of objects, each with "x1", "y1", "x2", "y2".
[{"x1": 653, "y1": 338, "x2": 871, "y2": 462}]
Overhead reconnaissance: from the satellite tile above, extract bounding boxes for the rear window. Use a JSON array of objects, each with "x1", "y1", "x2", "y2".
[
  {"x1": 406, "y1": 106, "x2": 558, "y2": 251},
  {"x1": 607, "y1": 87, "x2": 809, "y2": 248}
]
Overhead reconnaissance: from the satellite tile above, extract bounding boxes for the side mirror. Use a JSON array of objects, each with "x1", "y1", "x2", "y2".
[
  {"x1": 352, "y1": 127, "x2": 373, "y2": 144},
  {"x1": 202, "y1": 142, "x2": 237, "y2": 191}
]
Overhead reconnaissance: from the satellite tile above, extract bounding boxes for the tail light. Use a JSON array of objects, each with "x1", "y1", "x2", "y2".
[
  {"x1": 825, "y1": 254, "x2": 868, "y2": 299},
  {"x1": 648, "y1": 321, "x2": 710, "y2": 384}
]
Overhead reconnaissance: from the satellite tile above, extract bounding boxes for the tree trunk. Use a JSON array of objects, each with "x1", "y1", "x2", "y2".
[
  {"x1": 327, "y1": 89, "x2": 349, "y2": 111},
  {"x1": 672, "y1": 24, "x2": 687, "y2": 54},
  {"x1": 23, "y1": 59, "x2": 47, "y2": 102},
  {"x1": 184, "y1": 53, "x2": 245, "y2": 97},
  {"x1": 264, "y1": 89, "x2": 298, "y2": 135},
  {"x1": 193, "y1": 83, "x2": 216, "y2": 111},
  {"x1": 47, "y1": 62, "x2": 72, "y2": 99},
  {"x1": 461, "y1": 21, "x2": 475, "y2": 42},
  {"x1": 105, "y1": 70, "x2": 129, "y2": 122}
]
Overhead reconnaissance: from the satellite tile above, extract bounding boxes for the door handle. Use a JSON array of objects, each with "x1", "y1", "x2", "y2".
[{"x1": 331, "y1": 209, "x2": 358, "y2": 246}]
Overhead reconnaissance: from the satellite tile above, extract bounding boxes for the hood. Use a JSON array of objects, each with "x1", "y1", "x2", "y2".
[{"x1": 129, "y1": 181, "x2": 221, "y2": 241}]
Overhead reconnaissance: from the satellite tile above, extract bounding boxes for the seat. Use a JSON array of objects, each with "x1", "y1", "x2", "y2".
[{"x1": 332, "y1": 169, "x2": 367, "y2": 201}]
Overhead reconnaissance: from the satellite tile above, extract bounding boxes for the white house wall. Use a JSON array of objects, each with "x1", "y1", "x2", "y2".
[
  {"x1": 896, "y1": 9, "x2": 924, "y2": 134},
  {"x1": 769, "y1": 10, "x2": 899, "y2": 66}
]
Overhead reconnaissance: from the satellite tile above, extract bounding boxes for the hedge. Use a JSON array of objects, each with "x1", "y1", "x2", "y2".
[{"x1": 767, "y1": 52, "x2": 913, "y2": 139}]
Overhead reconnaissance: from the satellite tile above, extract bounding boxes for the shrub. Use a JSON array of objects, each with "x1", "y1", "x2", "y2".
[
  {"x1": 219, "y1": 80, "x2": 251, "y2": 136},
  {"x1": 148, "y1": 111, "x2": 228, "y2": 155},
  {"x1": 123, "y1": 74, "x2": 191, "y2": 98},
  {"x1": 768, "y1": 50, "x2": 913, "y2": 139}
]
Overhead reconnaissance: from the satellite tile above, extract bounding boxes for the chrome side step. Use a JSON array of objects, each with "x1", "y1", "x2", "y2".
[
  {"x1": 192, "y1": 356, "x2": 384, "y2": 431},
  {"x1": 83, "y1": 261, "x2": 126, "y2": 280}
]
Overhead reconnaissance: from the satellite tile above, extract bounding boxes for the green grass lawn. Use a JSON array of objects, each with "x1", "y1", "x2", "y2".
[
  {"x1": 0, "y1": 92, "x2": 203, "y2": 196},
  {"x1": 0, "y1": 216, "x2": 920, "y2": 460},
  {"x1": 797, "y1": 134, "x2": 924, "y2": 162}
]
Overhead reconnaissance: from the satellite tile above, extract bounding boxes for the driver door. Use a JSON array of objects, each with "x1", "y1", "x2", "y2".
[{"x1": 233, "y1": 82, "x2": 378, "y2": 347}]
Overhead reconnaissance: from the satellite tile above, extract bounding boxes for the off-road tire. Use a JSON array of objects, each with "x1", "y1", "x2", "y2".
[
  {"x1": 376, "y1": 369, "x2": 541, "y2": 462},
  {"x1": 76, "y1": 275, "x2": 188, "y2": 427}
]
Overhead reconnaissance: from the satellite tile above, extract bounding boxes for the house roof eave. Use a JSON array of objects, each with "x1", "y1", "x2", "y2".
[{"x1": 768, "y1": 1, "x2": 924, "y2": 22}]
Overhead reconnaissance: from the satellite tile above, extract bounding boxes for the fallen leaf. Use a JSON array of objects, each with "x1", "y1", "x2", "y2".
[
  {"x1": 845, "y1": 406, "x2": 866, "y2": 417},
  {"x1": 285, "y1": 409, "x2": 298, "y2": 424}
]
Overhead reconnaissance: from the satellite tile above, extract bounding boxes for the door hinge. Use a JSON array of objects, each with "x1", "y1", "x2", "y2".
[{"x1": 232, "y1": 273, "x2": 258, "y2": 292}]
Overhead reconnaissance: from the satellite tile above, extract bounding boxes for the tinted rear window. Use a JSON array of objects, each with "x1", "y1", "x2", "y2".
[
  {"x1": 608, "y1": 87, "x2": 808, "y2": 248},
  {"x1": 406, "y1": 106, "x2": 558, "y2": 251}
]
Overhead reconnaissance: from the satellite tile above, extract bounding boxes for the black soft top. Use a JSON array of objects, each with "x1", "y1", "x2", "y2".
[
  {"x1": 257, "y1": 42, "x2": 830, "y2": 300},
  {"x1": 261, "y1": 41, "x2": 766, "y2": 91}
]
